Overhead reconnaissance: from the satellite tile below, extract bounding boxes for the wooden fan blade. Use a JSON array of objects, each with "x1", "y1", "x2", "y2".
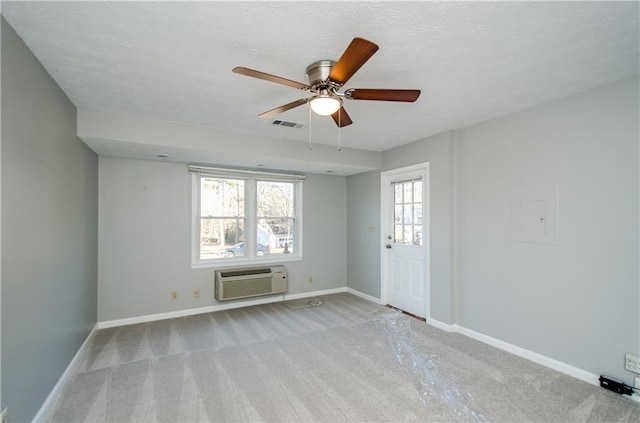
[
  {"x1": 258, "y1": 98, "x2": 308, "y2": 118},
  {"x1": 233, "y1": 67, "x2": 310, "y2": 91},
  {"x1": 331, "y1": 106, "x2": 353, "y2": 127},
  {"x1": 347, "y1": 89, "x2": 421, "y2": 102},
  {"x1": 329, "y1": 38, "x2": 379, "y2": 85}
]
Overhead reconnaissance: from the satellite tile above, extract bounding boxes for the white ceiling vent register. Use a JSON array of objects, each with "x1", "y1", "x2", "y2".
[
  {"x1": 272, "y1": 119, "x2": 304, "y2": 128},
  {"x1": 215, "y1": 265, "x2": 287, "y2": 301}
]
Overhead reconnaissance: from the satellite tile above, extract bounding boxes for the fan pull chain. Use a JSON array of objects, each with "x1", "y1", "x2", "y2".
[
  {"x1": 308, "y1": 104, "x2": 313, "y2": 150},
  {"x1": 338, "y1": 109, "x2": 342, "y2": 151}
]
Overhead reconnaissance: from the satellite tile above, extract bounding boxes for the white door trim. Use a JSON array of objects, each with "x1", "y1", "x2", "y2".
[{"x1": 380, "y1": 162, "x2": 430, "y2": 318}]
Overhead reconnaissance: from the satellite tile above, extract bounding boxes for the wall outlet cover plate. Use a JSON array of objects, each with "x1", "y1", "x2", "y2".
[{"x1": 625, "y1": 352, "x2": 640, "y2": 374}]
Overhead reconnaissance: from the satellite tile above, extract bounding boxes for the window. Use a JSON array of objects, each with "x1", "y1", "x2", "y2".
[
  {"x1": 199, "y1": 178, "x2": 245, "y2": 260},
  {"x1": 191, "y1": 166, "x2": 303, "y2": 266},
  {"x1": 257, "y1": 181, "x2": 296, "y2": 255},
  {"x1": 393, "y1": 177, "x2": 423, "y2": 246}
]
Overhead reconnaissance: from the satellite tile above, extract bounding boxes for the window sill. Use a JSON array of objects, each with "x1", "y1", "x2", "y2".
[{"x1": 191, "y1": 254, "x2": 303, "y2": 270}]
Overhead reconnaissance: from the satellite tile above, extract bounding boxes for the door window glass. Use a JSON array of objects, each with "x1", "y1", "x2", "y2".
[{"x1": 393, "y1": 178, "x2": 423, "y2": 245}]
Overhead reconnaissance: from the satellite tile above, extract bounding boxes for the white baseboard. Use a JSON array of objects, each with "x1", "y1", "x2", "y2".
[
  {"x1": 346, "y1": 287, "x2": 381, "y2": 304},
  {"x1": 32, "y1": 324, "x2": 97, "y2": 422},
  {"x1": 423, "y1": 316, "x2": 599, "y2": 386},
  {"x1": 453, "y1": 325, "x2": 599, "y2": 386},
  {"x1": 285, "y1": 287, "x2": 347, "y2": 300},
  {"x1": 627, "y1": 393, "x2": 640, "y2": 403},
  {"x1": 426, "y1": 317, "x2": 456, "y2": 333},
  {"x1": 97, "y1": 287, "x2": 349, "y2": 329}
]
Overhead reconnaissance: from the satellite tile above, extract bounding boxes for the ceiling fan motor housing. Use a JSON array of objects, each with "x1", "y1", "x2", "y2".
[{"x1": 305, "y1": 60, "x2": 337, "y2": 91}]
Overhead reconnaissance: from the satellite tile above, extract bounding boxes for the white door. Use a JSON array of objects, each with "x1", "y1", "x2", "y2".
[{"x1": 381, "y1": 164, "x2": 429, "y2": 318}]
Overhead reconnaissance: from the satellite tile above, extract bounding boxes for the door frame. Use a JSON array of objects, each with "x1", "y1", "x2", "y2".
[{"x1": 380, "y1": 162, "x2": 430, "y2": 318}]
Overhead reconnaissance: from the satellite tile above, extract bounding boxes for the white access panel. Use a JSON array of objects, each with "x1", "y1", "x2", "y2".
[{"x1": 511, "y1": 183, "x2": 558, "y2": 245}]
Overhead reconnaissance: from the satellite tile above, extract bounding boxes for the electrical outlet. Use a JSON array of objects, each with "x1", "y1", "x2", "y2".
[
  {"x1": 193, "y1": 288, "x2": 200, "y2": 298},
  {"x1": 635, "y1": 376, "x2": 640, "y2": 390},
  {"x1": 625, "y1": 352, "x2": 640, "y2": 374},
  {"x1": 1, "y1": 407, "x2": 8, "y2": 423},
  {"x1": 307, "y1": 276, "x2": 313, "y2": 284},
  {"x1": 170, "y1": 291, "x2": 179, "y2": 301}
]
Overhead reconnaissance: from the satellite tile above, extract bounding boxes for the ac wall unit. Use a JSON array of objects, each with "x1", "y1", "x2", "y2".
[{"x1": 215, "y1": 265, "x2": 287, "y2": 301}]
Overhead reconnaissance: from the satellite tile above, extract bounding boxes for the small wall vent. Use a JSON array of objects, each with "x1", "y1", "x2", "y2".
[{"x1": 272, "y1": 120, "x2": 304, "y2": 128}]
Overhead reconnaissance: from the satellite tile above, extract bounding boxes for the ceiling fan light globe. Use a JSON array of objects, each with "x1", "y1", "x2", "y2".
[{"x1": 310, "y1": 96, "x2": 341, "y2": 116}]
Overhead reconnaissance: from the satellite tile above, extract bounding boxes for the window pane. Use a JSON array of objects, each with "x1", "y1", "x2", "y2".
[
  {"x1": 403, "y1": 182, "x2": 412, "y2": 204},
  {"x1": 403, "y1": 225, "x2": 413, "y2": 245},
  {"x1": 394, "y1": 224, "x2": 403, "y2": 243},
  {"x1": 414, "y1": 226, "x2": 423, "y2": 246},
  {"x1": 414, "y1": 204, "x2": 423, "y2": 225},
  {"x1": 394, "y1": 205, "x2": 403, "y2": 224},
  {"x1": 257, "y1": 181, "x2": 294, "y2": 217},
  {"x1": 258, "y1": 218, "x2": 294, "y2": 254},
  {"x1": 200, "y1": 218, "x2": 245, "y2": 260},
  {"x1": 201, "y1": 178, "x2": 244, "y2": 217},
  {"x1": 403, "y1": 204, "x2": 413, "y2": 224},
  {"x1": 257, "y1": 181, "x2": 295, "y2": 256},
  {"x1": 407, "y1": 225, "x2": 423, "y2": 245},
  {"x1": 394, "y1": 184, "x2": 402, "y2": 204},
  {"x1": 413, "y1": 180, "x2": 422, "y2": 202}
]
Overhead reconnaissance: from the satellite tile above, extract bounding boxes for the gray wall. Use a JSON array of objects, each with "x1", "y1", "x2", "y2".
[
  {"x1": 369, "y1": 76, "x2": 639, "y2": 384},
  {"x1": 454, "y1": 77, "x2": 638, "y2": 383},
  {"x1": 346, "y1": 170, "x2": 380, "y2": 297},
  {"x1": 1, "y1": 19, "x2": 98, "y2": 422},
  {"x1": 98, "y1": 156, "x2": 347, "y2": 321}
]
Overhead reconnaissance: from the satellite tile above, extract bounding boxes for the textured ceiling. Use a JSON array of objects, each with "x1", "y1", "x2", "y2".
[{"x1": 3, "y1": 1, "x2": 639, "y2": 158}]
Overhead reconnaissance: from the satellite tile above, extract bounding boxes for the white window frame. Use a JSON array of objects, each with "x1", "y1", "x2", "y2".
[{"x1": 190, "y1": 166, "x2": 304, "y2": 268}]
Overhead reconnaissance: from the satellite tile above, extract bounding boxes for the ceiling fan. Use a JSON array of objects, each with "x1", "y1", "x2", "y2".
[{"x1": 232, "y1": 37, "x2": 421, "y2": 128}]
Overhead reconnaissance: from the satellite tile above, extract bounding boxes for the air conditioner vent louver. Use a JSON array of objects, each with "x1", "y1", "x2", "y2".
[
  {"x1": 215, "y1": 265, "x2": 287, "y2": 301},
  {"x1": 220, "y1": 268, "x2": 272, "y2": 278},
  {"x1": 272, "y1": 120, "x2": 304, "y2": 128}
]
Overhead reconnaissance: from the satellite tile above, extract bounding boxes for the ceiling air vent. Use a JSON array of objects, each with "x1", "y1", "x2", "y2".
[{"x1": 272, "y1": 120, "x2": 304, "y2": 129}]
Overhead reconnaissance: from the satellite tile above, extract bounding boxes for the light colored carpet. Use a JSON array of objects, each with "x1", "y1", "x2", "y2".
[{"x1": 41, "y1": 293, "x2": 640, "y2": 422}]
